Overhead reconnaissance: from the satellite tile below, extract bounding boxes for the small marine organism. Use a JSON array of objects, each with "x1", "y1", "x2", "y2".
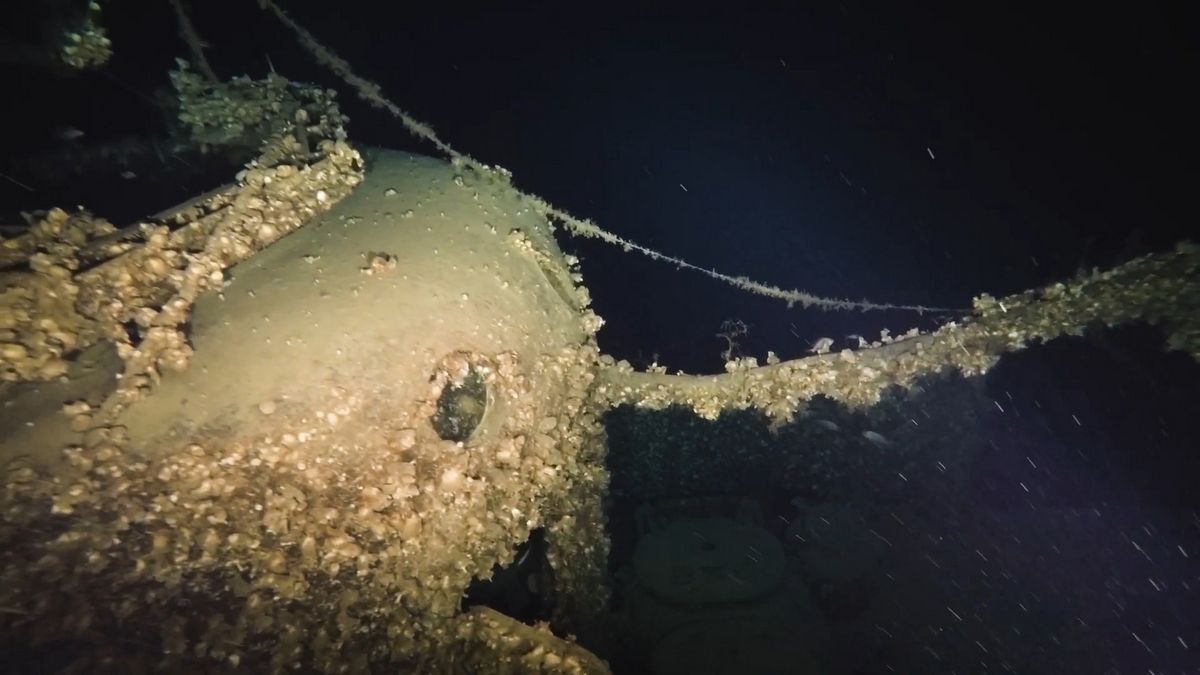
[
  {"x1": 808, "y1": 337, "x2": 834, "y2": 354},
  {"x1": 861, "y1": 430, "x2": 891, "y2": 447},
  {"x1": 812, "y1": 419, "x2": 840, "y2": 432}
]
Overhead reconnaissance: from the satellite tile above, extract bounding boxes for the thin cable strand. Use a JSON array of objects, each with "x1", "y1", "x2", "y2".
[{"x1": 257, "y1": 0, "x2": 962, "y2": 314}]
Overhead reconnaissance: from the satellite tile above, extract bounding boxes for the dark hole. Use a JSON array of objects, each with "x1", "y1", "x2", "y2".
[
  {"x1": 461, "y1": 528, "x2": 554, "y2": 624},
  {"x1": 430, "y1": 367, "x2": 487, "y2": 442},
  {"x1": 121, "y1": 320, "x2": 141, "y2": 347}
]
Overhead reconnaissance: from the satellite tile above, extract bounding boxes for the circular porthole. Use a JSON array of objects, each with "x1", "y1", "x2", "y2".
[{"x1": 430, "y1": 366, "x2": 489, "y2": 442}]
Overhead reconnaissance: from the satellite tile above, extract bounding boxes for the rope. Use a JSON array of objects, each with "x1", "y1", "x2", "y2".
[{"x1": 257, "y1": 0, "x2": 963, "y2": 314}]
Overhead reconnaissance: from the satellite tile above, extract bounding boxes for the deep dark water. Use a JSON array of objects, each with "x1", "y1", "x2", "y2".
[{"x1": 601, "y1": 323, "x2": 1200, "y2": 674}]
